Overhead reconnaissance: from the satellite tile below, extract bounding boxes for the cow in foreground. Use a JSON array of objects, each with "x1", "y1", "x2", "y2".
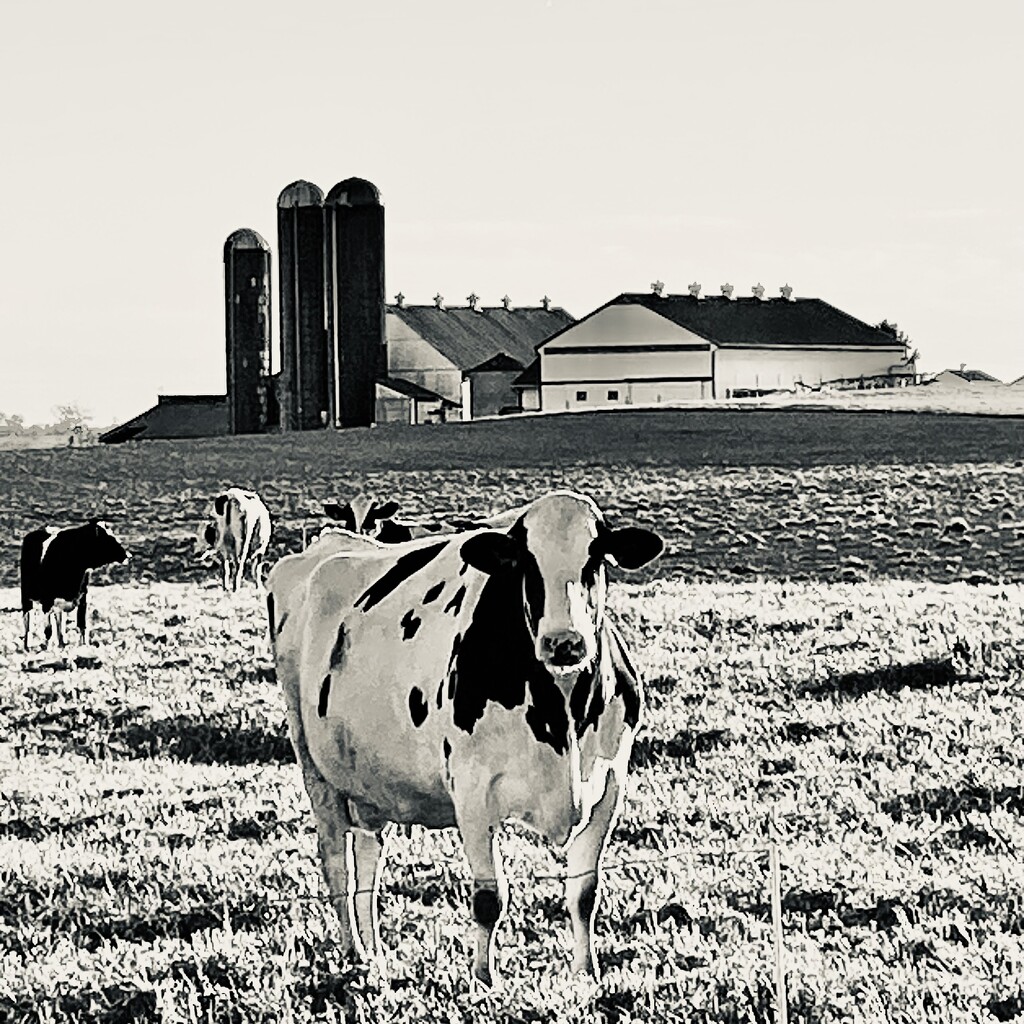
[
  {"x1": 199, "y1": 488, "x2": 271, "y2": 591},
  {"x1": 270, "y1": 490, "x2": 663, "y2": 983},
  {"x1": 20, "y1": 519, "x2": 131, "y2": 650}
]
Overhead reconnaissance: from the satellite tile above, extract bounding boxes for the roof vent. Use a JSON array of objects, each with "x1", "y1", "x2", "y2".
[
  {"x1": 720, "y1": 283, "x2": 734, "y2": 299},
  {"x1": 651, "y1": 280, "x2": 665, "y2": 297},
  {"x1": 433, "y1": 293, "x2": 445, "y2": 310},
  {"x1": 540, "y1": 295, "x2": 551, "y2": 311},
  {"x1": 394, "y1": 292, "x2": 405, "y2": 308},
  {"x1": 780, "y1": 283, "x2": 793, "y2": 301},
  {"x1": 752, "y1": 283, "x2": 765, "y2": 299},
  {"x1": 688, "y1": 281, "x2": 701, "y2": 298},
  {"x1": 501, "y1": 294, "x2": 512, "y2": 310},
  {"x1": 467, "y1": 292, "x2": 479, "y2": 311}
]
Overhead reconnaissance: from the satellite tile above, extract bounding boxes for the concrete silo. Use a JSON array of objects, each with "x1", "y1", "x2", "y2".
[
  {"x1": 324, "y1": 178, "x2": 386, "y2": 429},
  {"x1": 223, "y1": 228, "x2": 272, "y2": 435},
  {"x1": 277, "y1": 180, "x2": 327, "y2": 431}
]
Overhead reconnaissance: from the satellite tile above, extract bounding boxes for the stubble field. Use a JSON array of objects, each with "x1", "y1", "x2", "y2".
[{"x1": 2, "y1": 409, "x2": 1024, "y2": 1023}]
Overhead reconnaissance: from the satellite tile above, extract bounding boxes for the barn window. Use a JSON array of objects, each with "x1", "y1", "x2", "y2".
[
  {"x1": 607, "y1": 389, "x2": 619, "y2": 401},
  {"x1": 576, "y1": 390, "x2": 587, "y2": 401}
]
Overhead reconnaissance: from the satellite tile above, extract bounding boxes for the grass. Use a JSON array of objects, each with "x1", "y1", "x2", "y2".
[
  {"x1": 2, "y1": 578, "x2": 1024, "y2": 1023},
  {"x1": 2, "y1": 409, "x2": 1024, "y2": 1022}
]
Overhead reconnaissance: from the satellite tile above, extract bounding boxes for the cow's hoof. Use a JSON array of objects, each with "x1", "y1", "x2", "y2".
[{"x1": 472, "y1": 964, "x2": 495, "y2": 989}]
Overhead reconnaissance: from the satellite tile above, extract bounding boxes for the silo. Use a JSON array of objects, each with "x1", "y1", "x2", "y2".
[
  {"x1": 324, "y1": 178, "x2": 386, "y2": 429},
  {"x1": 277, "y1": 180, "x2": 327, "y2": 431},
  {"x1": 223, "y1": 228, "x2": 272, "y2": 435}
]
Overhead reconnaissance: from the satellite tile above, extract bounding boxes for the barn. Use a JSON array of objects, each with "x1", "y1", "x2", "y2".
[
  {"x1": 383, "y1": 296, "x2": 573, "y2": 420},
  {"x1": 528, "y1": 288, "x2": 915, "y2": 411}
]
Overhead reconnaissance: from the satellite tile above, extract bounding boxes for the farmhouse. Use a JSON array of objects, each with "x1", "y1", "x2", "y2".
[
  {"x1": 524, "y1": 288, "x2": 915, "y2": 412},
  {"x1": 381, "y1": 296, "x2": 573, "y2": 422}
]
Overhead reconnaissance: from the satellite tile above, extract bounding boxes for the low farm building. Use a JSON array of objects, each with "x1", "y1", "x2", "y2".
[
  {"x1": 384, "y1": 298, "x2": 573, "y2": 419},
  {"x1": 525, "y1": 291, "x2": 915, "y2": 411}
]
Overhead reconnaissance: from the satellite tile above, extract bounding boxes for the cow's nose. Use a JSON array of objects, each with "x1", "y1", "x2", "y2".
[{"x1": 539, "y1": 629, "x2": 587, "y2": 667}]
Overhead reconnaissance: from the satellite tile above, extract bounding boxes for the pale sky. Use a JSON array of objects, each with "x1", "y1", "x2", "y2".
[{"x1": 2, "y1": 0, "x2": 1021, "y2": 425}]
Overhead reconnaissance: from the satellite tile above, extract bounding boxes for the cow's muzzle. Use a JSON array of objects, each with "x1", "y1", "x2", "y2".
[{"x1": 538, "y1": 629, "x2": 588, "y2": 670}]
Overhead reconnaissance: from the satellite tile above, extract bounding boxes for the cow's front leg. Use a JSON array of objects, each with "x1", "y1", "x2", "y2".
[
  {"x1": 52, "y1": 610, "x2": 66, "y2": 649},
  {"x1": 77, "y1": 590, "x2": 89, "y2": 645},
  {"x1": 22, "y1": 609, "x2": 31, "y2": 651},
  {"x1": 457, "y1": 817, "x2": 508, "y2": 986},
  {"x1": 565, "y1": 767, "x2": 622, "y2": 978},
  {"x1": 221, "y1": 555, "x2": 231, "y2": 591},
  {"x1": 350, "y1": 827, "x2": 387, "y2": 970}
]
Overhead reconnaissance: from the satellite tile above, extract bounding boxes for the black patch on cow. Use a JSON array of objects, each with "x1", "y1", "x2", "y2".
[
  {"x1": 354, "y1": 541, "x2": 448, "y2": 612},
  {"x1": 376, "y1": 520, "x2": 413, "y2": 544},
  {"x1": 277, "y1": 609, "x2": 289, "y2": 635},
  {"x1": 436, "y1": 679, "x2": 445, "y2": 708},
  {"x1": 203, "y1": 523, "x2": 217, "y2": 546},
  {"x1": 330, "y1": 623, "x2": 348, "y2": 669},
  {"x1": 458, "y1": 561, "x2": 469, "y2": 576},
  {"x1": 266, "y1": 593, "x2": 276, "y2": 642},
  {"x1": 423, "y1": 581, "x2": 445, "y2": 604},
  {"x1": 451, "y1": 563, "x2": 572, "y2": 754},
  {"x1": 319, "y1": 676, "x2": 331, "y2": 718},
  {"x1": 401, "y1": 610, "x2": 421, "y2": 640},
  {"x1": 577, "y1": 876, "x2": 598, "y2": 922},
  {"x1": 569, "y1": 665, "x2": 605, "y2": 737},
  {"x1": 472, "y1": 887, "x2": 502, "y2": 927},
  {"x1": 214, "y1": 494, "x2": 228, "y2": 516},
  {"x1": 443, "y1": 585, "x2": 466, "y2": 616},
  {"x1": 443, "y1": 737, "x2": 451, "y2": 761},
  {"x1": 509, "y1": 519, "x2": 544, "y2": 632},
  {"x1": 408, "y1": 687, "x2": 428, "y2": 727}
]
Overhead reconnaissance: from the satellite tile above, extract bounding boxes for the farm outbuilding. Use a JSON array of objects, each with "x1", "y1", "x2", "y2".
[
  {"x1": 935, "y1": 367, "x2": 1003, "y2": 387},
  {"x1": 535, "y1": 291, "x2": 915, "y2": 411},
  {"x1": 98, "y1": 395, "x2": 228, "y2": 443},
  {"x1": 384, "y1": 297, "x2": 573, "y2": 419}
]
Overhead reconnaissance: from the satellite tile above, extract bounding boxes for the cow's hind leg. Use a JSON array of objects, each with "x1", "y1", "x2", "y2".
[
  {"x1": 77, "y1": 589, "x2": 89, "y2": 645},
  {"x1": 565, "y1": 767, "x2": 622, "y2": 978},
  {"x1": 351, "y1": 827, "x2": 387, "y2": 969},
  {"x1": 456, "y1": 815, "x2": 508, "y2": 986}
]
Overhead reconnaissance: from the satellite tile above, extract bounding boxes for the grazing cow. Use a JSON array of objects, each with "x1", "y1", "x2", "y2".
[
  {"x1": 199, "y1": 488, "x2": 272, "y2": 591},
  {"x1": 20, "y1": 519, "x2": 131, "y2": 650},
  {"x1": 271, "y1": 490, "x2": 663, "y2": 984}
]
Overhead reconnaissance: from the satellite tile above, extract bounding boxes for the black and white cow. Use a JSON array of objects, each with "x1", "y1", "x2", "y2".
[
  {"x1": 198, "y1": 488, "x2": 272, "y2": 591},
  {"x1": 269, "y1": 490, "x2": 662, "y2": 984},
  {"x1": 322, "y1": 493, "x2": 515, "y2": 545},
  {"x1": 20, "y1": 519, "x2": 131, "y2": 650}
]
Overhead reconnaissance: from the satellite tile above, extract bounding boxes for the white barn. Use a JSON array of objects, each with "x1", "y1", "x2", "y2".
[{"x1": 530, "y1": 291, "x2": 914, "y2": 411}]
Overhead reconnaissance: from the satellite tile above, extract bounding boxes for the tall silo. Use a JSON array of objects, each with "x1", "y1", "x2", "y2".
[
  {"x1": 324, "y1": 178, "x2": 386, "y2": 429},
  {"x1": 277, "y1": 180, "x2": 327, "y2": 431},
  {"x1": 223, "y1": 228, "x2": 272, "y2": 435}
]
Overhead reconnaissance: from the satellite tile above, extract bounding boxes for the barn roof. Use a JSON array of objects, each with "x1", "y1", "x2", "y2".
[
  {"x1": 539, "y1": 293, "x2": 905, "y2": 350},
  {"x1": 466, "y1": 352, "x2": 525, "y2": 374},
  {"x1": 377, "y1": 376, "x2": 456, "y2": 404},
  {"x1": 389, "y1": 304, "x2": 573, "y2": 370},
  {"x1": 99, "y1": 395, "x2": 228, "y2": 444},
  {"x1": 942, "y1": 368, "x2": 1003, "y2": 383}
]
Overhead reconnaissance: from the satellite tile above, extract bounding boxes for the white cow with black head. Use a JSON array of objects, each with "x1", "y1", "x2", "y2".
[{"x1": 269, "y1": 489, "x2": 662, "y2": 984}]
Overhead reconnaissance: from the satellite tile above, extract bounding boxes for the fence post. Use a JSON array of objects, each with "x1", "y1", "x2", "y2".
[
  {"x1": 768, "y1": 811, "x2": 789, "y2": 1024},
  {"x1": 302, "y1": 524, "x2": 308, "y2": 550}
]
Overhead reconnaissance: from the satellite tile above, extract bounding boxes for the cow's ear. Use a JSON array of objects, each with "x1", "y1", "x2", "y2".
[
  {"x1": 323, "y1": 502, "x2": 356, "y2": 531},
  {"x1": 593, "y1": 526, "x2": 663, "y2": 570},
  {"x1": 461, "y1": 532, "x2": 519, "y2": 575},
  {"x1": 214, "y1": 494, "x2": 228, "y2": 516},
  {"x1": 373, "y1": 500, "x2": 401, "y2": 522}
]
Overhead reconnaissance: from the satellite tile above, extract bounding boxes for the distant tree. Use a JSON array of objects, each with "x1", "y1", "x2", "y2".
[{"x1": 52, "y1": 403, "x2": 92, "y2": 429}]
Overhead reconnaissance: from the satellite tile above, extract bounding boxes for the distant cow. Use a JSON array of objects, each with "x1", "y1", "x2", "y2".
[
  {"x1": 20, "y1": 519, "x2": 131, "y2": 650},
  {"x1": 270, "y1": 490, "x2": 663, "y2": 984},
  {"x1": 322, "y1": 494, "x2": 517, "y2": 545},
  {"x1": 199, "y1": 488, "x2": 272, "y2": 592}
]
